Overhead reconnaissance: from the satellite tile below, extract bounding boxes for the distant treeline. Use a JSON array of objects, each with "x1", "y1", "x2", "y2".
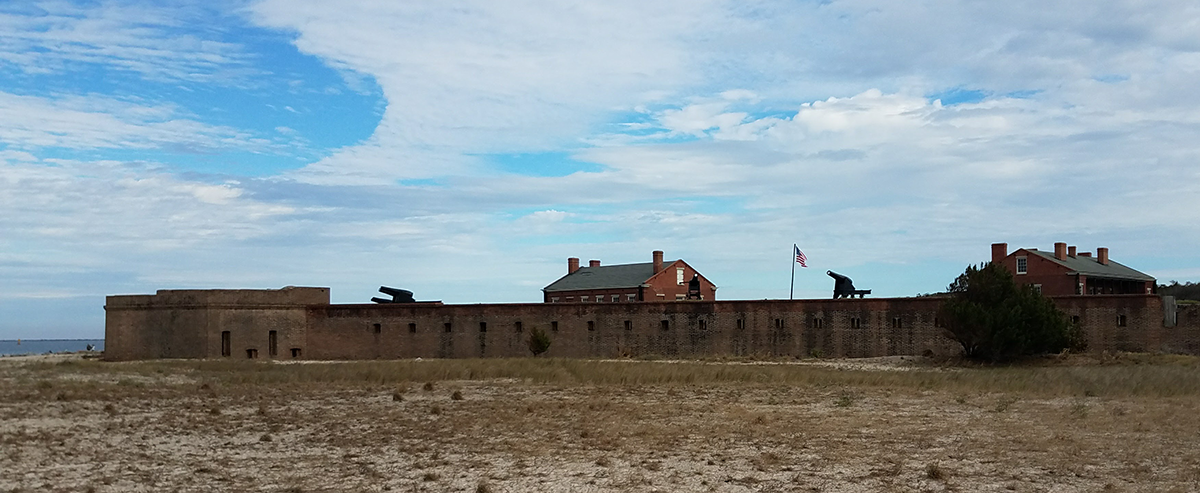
[{"x1": 1159, "y1": 281, "x2": 1200, "y2": 301}]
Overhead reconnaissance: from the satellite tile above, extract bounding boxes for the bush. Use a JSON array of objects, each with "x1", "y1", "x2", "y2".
[
  {"x1": 528, "y1": 327, "x2": 552, "y2": 356},
  {"x1": 940, "y1": 262, "x2": 1085, "y2": 362}
]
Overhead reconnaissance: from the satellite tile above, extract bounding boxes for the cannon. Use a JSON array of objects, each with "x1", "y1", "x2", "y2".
[
  {"x1": 827, "y1": 271, "x2": 871, "y2": 299},
  {"x1": 371, "y1": 286, "x2": 416, "y2": 304}
]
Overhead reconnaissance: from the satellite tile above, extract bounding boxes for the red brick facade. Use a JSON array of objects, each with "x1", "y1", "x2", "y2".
[
  {"x1": 992, "y1": 242, "x2": 1155, "y2": 297},
  {"x1": 542, "y1": 251, "x2": 717, "y2": 303},
  {"x1": 105, "y1": 287, "x2": 1197, "y2": 361}
]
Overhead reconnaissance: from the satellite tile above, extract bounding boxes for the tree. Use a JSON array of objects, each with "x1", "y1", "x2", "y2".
[
  {"x1": 940, "y1": 262, "x2": 1085, "y2": 362},
  {"x1": 527, "y1": 327, "x2": 552, "y2": 356}
]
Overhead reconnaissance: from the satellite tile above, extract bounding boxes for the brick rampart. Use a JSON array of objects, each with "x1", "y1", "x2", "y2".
[{"x1": 104, "y1": 289, "x2": 1199, "y2": 361}]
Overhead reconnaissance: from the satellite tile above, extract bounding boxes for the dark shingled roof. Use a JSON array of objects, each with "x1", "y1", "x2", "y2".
[
  {"x1": 543, "y1": 262, "x2": 662, "y2": 292},
  {"x1": 1025, "y1": 249, "x2": 1155, "y2": 281}
]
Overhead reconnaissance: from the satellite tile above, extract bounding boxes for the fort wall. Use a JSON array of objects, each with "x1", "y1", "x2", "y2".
[{"x1": 104, "y1": 288, "x2": 1200, "y2": 361}]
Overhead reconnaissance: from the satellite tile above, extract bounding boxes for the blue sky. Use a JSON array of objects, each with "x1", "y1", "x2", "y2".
[{"x1": 2, "y1": 0, "x2": 1199, "y2": 339}]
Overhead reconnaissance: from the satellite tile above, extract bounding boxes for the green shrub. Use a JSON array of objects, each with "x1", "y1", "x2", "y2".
[
  {"x1": 940, "y1": 262, "x2": 1085, "y2": 362},
  {"x1": 528, "y1": 327, "x2": 552, "y2": 356}
]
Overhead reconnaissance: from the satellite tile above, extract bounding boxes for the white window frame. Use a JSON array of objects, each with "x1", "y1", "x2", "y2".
[
  {"x1": 581, "y1": 295, "x2": 589, "y2": 302},
  {"x1": 677, "y1": 267, "x2": 685, "y2": 285},
  {"x1": 1016, "y1": 256, "x2": 1027, "y2": 275},
  {"x1": 611, "y1": 294, "x2": 619, "y2": 302}
]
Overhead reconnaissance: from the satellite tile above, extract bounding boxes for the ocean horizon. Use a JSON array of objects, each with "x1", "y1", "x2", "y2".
[{"x1": 0, "y1": 339, "x2": 105, "y2": 357}]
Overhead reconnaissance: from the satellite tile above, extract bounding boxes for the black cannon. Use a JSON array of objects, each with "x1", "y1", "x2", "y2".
[
  {"x1": 371, "y1": 286, "x2": 416, "y2": 304},
  {"x1": 827, "y1": 271, "x2": 871, "y2": 299}
]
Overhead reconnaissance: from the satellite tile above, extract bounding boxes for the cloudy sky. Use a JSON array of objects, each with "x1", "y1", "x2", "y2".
[{"x1": 2, "y1": 0, "x2": 1199, "y2": 339}]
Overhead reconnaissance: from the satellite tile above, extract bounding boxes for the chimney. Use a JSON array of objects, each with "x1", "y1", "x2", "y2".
[
  {"x1": 1068, "y1": 245, "x2": 1077, "y2": 257},
  {"x1": 991, "y1": 243, "x2": 1007, "y2": 264},
  {"x1": 568, "y1": 257, "x2": 579, "y2": 274},
  {"x1": 1097, "y1": 247, "x2": 1109, "y2": 265},
  {"x1": 1054, "y1": 242, "x2": 1067, "y2": 260},
  {"x1": 652, "y1": 250, "x2": 664, "y2": 273},
  {"x1": 589, "y1": 260, "x2": 600, "y2": 268},
  {"x1": 1079, "y1": 251, "x2": 1092, "y2": 257}
]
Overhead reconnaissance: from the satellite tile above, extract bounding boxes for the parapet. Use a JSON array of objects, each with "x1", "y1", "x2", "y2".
[{"x1": 105, "y1": 286, "x2": 331, "y2": 309}]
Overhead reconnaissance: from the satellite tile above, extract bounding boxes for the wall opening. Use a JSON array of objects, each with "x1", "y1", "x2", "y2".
[
  {"x1": 587, "y1": 321, "x2": 595, "y2": 331},
  {"x1": 514, "y1": 321, "x2": 523, "y2": 333},
  {"x1": 850, "y1": 317, "x2": 862, "y2": 329},
  {"x1": 221, "y1": 331, "x2": 231, "y2": 357},
  {"x1": 409, "y1": 322, "x2": 417, "y2": 333},
  {"x1": 891, "y1": 316, "x2": 902, "y2": 329},
  {"x1": 699, "y1": 319, "x2": 707, "y2": 331},
  {"x1": 268, "y1": 330, "x2": 277, "y2": 358},
  {"x1": 290, "y1": 347, "x2": 302, "y2": 358},
  {"x1": 811, "y1": 318, "x2": 823, "y2": 329},
  {"x1": 774, "y1": 318, "x2": 784, "y2": 329},
  {"x1": 246, "y1": 348, "x2": 258, "y2": 359},
  {"x1": 624, "y1": 320, "x2": 632, "y2": 331},
  {"x1": 444, "y1": 322, "x2": 452, "y2": 333},
  {"x1": 551, "y1": 321, "x2": 559, "y2": 332},
  {"x1": 1117, "y1": 314, "x2": 1127, "y2": 327},
  {"x1": 479, "y1": 321, "x2": 487, "y2": 332},
  {"x1": 660, "y1": 320, "x2": 670, "y2": 331},
  {"x1": 736, "y1": 318, "x2": 745, "y2": 330},
  {"x1": 373, "y1": 323, "x2": 382, "y2": 334}
]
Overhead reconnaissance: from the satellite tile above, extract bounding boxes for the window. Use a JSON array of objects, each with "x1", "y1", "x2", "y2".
[
  {"x1": 514, "y1": 321, "x2": 523, "y2": 333},
  {"x1": 587, "y1": 321, "x2": 595, "y2": 331},
  {"x1": 675, "y1": 294, "x2": 686, "y2": 300},
  {"x1": 1016, "y1": 256, "x2": 1027, "y2": 275},
  {"x1": 268, "y1": 331, "x2": 277, "y2": 357},
  {"x1": 811, "y1": 318, "x2": 823, "y2": 329},
  {"x1": 581, "y1": 295, "x2": 589, "y2": 302},
  {"x1": 774, "y1": 318, "x2": 784, "y2": 329},
  {"x1": 736, "y1": 319, "x2": 745, "y2": 330},
  {"x1": 479, "y1": 321, "x2": 487, "y2": 332},
  {"x1": 373, "y1": 323, "x2": 381, "y2": 334},
  {"x1": 677, "y1": 267, "x2": 685, "y2": 285},
  {"x1": 612, "y1": 294, "x2": 619, "y2": 302},
  {"x1": 444, "y1": 322, "x2": 452, "y2": 333},
  {"x1": 626, "y1": 293, "x2": 636, "y2": 301},
  {"x1": 660, "y1": 320, "x2": 670, "y2": 330},
  {"x1": 408, "y1": 322, "x2": 417, "y2": 333},
  {"x1": 850, "y1": 317, "x2": 862, "y2": 329},
  {"x1": 699, "y1": 319, "x2": 707, "y2": 331},
  {"x1": 891, "y1": 317, "x2": 902, "y2": 329},
  {"x1": 1117, "y1": 314, "x2": 1127, "y2": 327},
  {"x1": 290, "y1": 348, "x2": 302, "y2": 358},
  {"x1": 550, "y1": 297, "x2": 559, "y2": 303},
  {"x1": 1032, "y1": 284, "x2": 1042, "y2": 294},
  {"x1": 624, "y1": 320, "x2": 632, "y2": 331},
  {"x1": 551, "y1": 321, "x2": 559, "y2": 332},
  {"x1": 246, "y1": 348, "x2": 258, "y2": 359},
  {"x1": 221, "y1": 331, "x2": 231, "y2": 357},
  {"x1": 595, "y1": 296, "x2": 602, "y2": 303}
]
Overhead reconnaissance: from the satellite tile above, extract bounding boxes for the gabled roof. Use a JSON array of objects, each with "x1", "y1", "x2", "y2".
[
  {"x1": 1024, "y1": 249, "x2": 1155, "y2": 281},
  {"x1": 543, "y1": 262, "x2": 661, "y2": 292}
]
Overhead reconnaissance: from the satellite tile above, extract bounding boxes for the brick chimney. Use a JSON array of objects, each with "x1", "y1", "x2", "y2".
[
  {"x1": 1054, "y1": 242, "x2": 1067, "y2": 260},
  {"x1": 1097, "y1": 247, "x2": 1109, "y2": 265},
  {"x1": 991, "y1": 243, "x2": 1007, "y2": 264},
  {"x1": 652, "y1": 250, "x2": 664, "y2": 273},
  {"x1": 1068, "y1": 245, "x2": 1077, "y2": 257},
  {"x1": 589, "y1": 260, "x2": 600, "y2": 268},
  {"x1": 568, "y1": 257, "x2": 579, "y2": 274},
  {"x1": 1079, "y1": 251, "x2": 1091, "y2": 258}
]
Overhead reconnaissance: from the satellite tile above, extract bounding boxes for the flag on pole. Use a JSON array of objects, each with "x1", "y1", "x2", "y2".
[{"x1": 795, "y1": 246, "x2": 808, "y2": 268}]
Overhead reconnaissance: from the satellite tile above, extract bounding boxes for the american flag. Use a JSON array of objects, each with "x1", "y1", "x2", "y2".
[{"x1": 795, "y1": 246, "x2": 808, "y2": 268}]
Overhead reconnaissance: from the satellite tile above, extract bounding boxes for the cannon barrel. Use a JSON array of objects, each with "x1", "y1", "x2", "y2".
[
  {"x1": 379, "y1": 286, "x2": 413, "y2": 298},
  {"x1": 826, "y1": 270, "x2": 850, "y2": 281}
]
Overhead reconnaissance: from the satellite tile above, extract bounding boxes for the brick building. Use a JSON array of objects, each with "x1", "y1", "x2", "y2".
[
  {"x1": 542, "y1": 250, "x2": 717, "y2": 303},
  {"x1": 991, "y1": 242, "x2": 1155, "y2": 296}
]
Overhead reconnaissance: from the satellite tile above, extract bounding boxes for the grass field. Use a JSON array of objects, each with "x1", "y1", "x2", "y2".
[{"x1": 2, "y1": 353, "x2": 1199, "y2": 492}]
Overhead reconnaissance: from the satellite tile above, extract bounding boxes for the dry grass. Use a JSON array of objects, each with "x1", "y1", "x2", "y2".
[{"x1": 2, "y1": 353, "x2": 1200, "y2": 492}]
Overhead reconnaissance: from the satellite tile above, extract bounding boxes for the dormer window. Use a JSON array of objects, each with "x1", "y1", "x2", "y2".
[{"x1": 1016, "y1": 256, "x2": 1027, "y2": 274}]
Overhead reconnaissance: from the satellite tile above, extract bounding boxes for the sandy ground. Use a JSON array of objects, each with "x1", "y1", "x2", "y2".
[{"x1": 2, "y1": 354, "x2": 1199, "y2": 492}]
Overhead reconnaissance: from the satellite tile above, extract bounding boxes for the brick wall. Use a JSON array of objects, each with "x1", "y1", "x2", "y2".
[{"x1": 105, "y1": 288, "x2": 1200, "y2": 361}]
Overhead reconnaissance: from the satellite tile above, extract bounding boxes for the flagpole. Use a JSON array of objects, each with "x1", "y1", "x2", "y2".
[{"x1": 790, "y1": 244, "x2": 796, "y2": 300}]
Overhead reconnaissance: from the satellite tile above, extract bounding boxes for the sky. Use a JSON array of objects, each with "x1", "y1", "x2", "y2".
[{"x1": 2, "y1": 0, "x2": 1199, "y2": 339}]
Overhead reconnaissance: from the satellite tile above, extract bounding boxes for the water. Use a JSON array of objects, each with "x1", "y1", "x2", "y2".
[{"x1": 0, "y1": 339, "x2": 105, "y2": 356}]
